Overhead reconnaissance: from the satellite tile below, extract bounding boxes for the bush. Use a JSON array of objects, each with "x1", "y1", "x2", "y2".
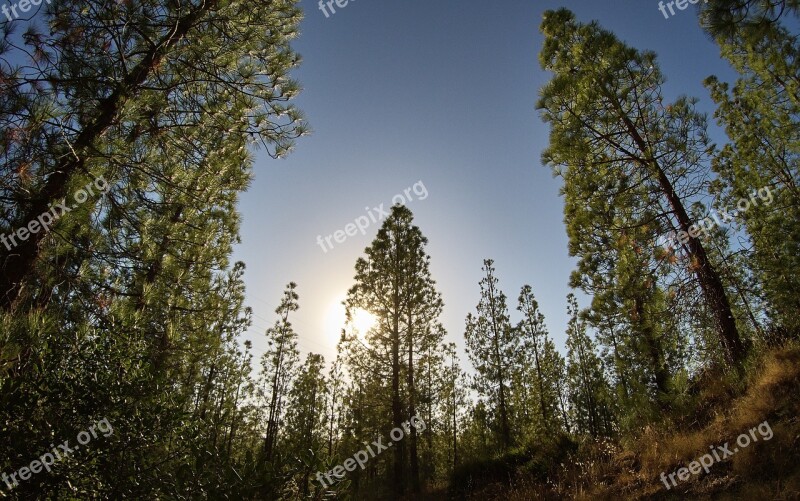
[{"x1": 448, "y1": 434, "x2": 576, "y2": 498}]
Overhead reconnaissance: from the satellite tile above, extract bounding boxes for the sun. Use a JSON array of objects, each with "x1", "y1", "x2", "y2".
[
  {"x1": 325, "y1": 295, "x2": 377, "y2": 342},
  {"x1": 350, "y1": 308, "x2": 377, "y2": 334}
]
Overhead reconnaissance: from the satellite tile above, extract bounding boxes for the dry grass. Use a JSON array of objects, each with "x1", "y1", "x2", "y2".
[
  {"x1": 603, "y1": 344, "x2": 800, "y2": 499},
  {"x1": 497, "y1": 344, "x2": 800, "y2": 501}
]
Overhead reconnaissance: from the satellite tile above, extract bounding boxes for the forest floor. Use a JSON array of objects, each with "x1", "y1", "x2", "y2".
[{"x1": 443, "y1": 343, "x2": 800, "y2": 500}]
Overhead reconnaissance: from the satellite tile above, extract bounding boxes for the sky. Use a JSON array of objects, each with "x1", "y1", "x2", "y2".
[{"x1": 232, "y1": 0, "x2": 740, "y2": 366}]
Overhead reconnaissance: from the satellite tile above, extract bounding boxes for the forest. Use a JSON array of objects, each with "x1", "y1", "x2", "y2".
[{"x1": 1, "y1": 0, "x2": 799, "y2": 499}]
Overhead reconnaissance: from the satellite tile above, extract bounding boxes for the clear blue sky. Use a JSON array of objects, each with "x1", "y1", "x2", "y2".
[{"x1": 232, "y1": 0, "x2": 739, "y2": 365}]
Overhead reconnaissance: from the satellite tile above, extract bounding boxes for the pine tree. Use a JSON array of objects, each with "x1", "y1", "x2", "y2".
[
  {"x1": 260, "y1": 283, "x2": 301, "y2": 464},
  {"x1": 284, "y1": 353, "x2": 328, "y2": 498},
  {"x1": 701, "y1": 0, "x2": 799, "y2": 39},
  {"x1": 538, "y1": 8, "x2": 748, "y2": 366},
  {"x1": 325, "y1": 349, "x2": 346, "y2": 461},
  {"x1": 344, "y1": 204, "x2": 445, "y2": 496},
  {"x1": 413, "y1": 327, "x2": 448, "y2": 484},
  {"x1": 704, "y1": 12, "x2": 800, "y2": 339},
  {"x1": 0, "y1": 2, "x2": 306, "y2": 496},
  {"x1": 440, "y1": 343, "x2": 468, "y2": 476},
  {"x1": 0, "y1": 0, "x2": 305, "y2": 310},
  {"x1": 565, "y1": 294, "x2": 614, "y2": 437},
  {"x1": 516, "y1": 285, "x2": 557, "y2": 436},
  {"x1": 464, "y1": 259, "x2": 518, "y2": 450},
  {"x1": 542, "y1": 336, "x2": 571, "y2": 434}
]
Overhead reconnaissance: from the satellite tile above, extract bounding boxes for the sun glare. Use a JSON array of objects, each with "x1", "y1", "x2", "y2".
[
  {"x1": 325, "y1": 296, "x2": 377, "y2": 342},
  {"x1": 351, "y1": 308, "x2": 377, "y2": 334},
  {"x1": 325, "y1": 298, "x2": 346, "y2": 342}
]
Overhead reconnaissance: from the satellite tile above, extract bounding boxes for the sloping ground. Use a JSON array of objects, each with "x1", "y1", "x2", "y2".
[
  {"x1": 464, "y1": 344, "x2": 800, "y2": 500},
  {"x1": 595, "y1": 344, "x2": 800, "y2": 500}
]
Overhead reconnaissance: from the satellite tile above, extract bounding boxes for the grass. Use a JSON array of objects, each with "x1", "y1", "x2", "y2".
[{"x1": 463, "y1": 343, "x2": 800, "y2": 500}]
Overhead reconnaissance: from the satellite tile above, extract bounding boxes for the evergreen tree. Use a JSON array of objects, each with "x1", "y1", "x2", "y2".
[
  {"x1": 565, "y1": 294, "x2": 614, "y2": 437},
  {"x1": 0, "y1": 0, "x2": 305, "y2": 310},
  {"x1": 459, "y1": 399, "x2": 493, "y2": 462},
  {"x1": 542, "y1": 336, "x2": 571, "y2": 435},
  {"x1": 440, "y1": 343, "x2": 468, "y2": 476},
  {"x1": 343, "y1": 204, "x2": 445, "y2": 496},
  {"x1": 0, "y1": 1, "x2": 305, "y2": 496},
  {"x1": 701, "y1": 0, "x2": 799, "y2": 39},
  {"x1": 414, "y1": 329, "x2": 448, "y2": 484},
  {"x1": 516, "y1": 285, "x2": 559, "y2": 436},
  {"x1": 464, "y1": 259, "x2": 517, "y2": 450},
  {"x1": 705, "y1": 15, "x2": 800, "y2": 339},
  {"x1": 259, "y1": 283, "x2": 301, "y2": 466},
  {"x1": 538, "y1": 8, "x2": 748, "y2": 366},
  {"x1": 284, "y1": 353, "x2": 328, "y2": 498}
]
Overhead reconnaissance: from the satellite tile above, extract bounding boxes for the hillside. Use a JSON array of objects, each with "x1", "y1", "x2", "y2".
[{"x1": 453, "y1": 345, "x2": 800, "y2": 500}]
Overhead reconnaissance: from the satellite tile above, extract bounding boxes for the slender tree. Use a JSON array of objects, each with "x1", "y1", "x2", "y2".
[
  {"x1": 260, "y1": 283, "x2": 300, "y2": 464},
  {"x1": 464, "y1": 259, "x2": 517, "y2": 450},
  {"x1": 516, "y1": 285, "x2": 554, "y2": 433},
  {"x1": 564, "y1": 294, "x2": 614, "y2": 437},
  {"x1": 441, "y1": 343, "x2": 467, "y2": 475},
  {"x1": 284, "y1": 353, "x2": 328, "y2": 498}
]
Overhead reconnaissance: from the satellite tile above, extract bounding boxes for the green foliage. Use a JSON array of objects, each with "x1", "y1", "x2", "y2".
[
  {"x1": 464, "y1": 259, "x2": 518, "y2": 451},
  {"x1": 1, "y1": 1, "x2": 798, "y2": 498},
  {"x1": 341, "y1": 204, "x2": 449, "y2": 496},
  {"x1": 705, "y1": 13, "x2": 800, "y2": 339},
  {"x1": 700, "y1": 0, "x2": 800, "y2": 40},
  {"x1": 0, "y1": 0, "x2": 306, "y2": 497},
  {"x1": 564, "y1": 294, "x2": 615, "y2": 438},
  {"x1": 514, "y1": 285, "x2": 567, "y2": 440}
]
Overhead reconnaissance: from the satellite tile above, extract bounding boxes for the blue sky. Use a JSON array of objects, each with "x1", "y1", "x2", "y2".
[{"x1": 232, "y1": 0, "x2": 739, "y2": 365}]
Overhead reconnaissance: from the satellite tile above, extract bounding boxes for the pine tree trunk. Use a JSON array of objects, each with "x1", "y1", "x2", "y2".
[
  {"x1": 487, "y1": 281, "x2": 512, "y2": 450},
  {"x1": 407, "y1": 316, "x2": 420, "y2": 493},
  {"x1": 391, "y1": 284, "x2": 405, "y2": 496},
  {"x1": 615, "y1": 109, "x2": 747, "y2": 366},
  {"x1": 0, "y1": 1, "x2": 219, "y2": 310}
]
